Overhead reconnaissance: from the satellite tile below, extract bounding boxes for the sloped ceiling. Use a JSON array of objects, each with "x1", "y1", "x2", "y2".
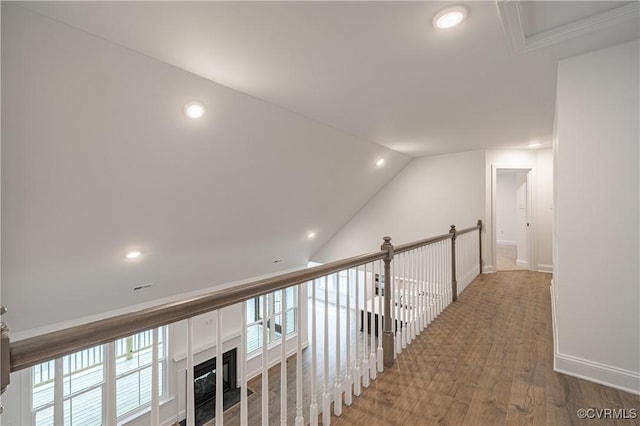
[{"x1": 1, "y1": 4, "x2": 409, "y2": 333}]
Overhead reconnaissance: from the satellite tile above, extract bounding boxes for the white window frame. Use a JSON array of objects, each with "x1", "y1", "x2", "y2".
[
  {"x1": 246, "y1": 287, "x2": 297, "y2": 356},
  {"x1": 30, "y1": 326, "x2": 167, "y2": 426}
]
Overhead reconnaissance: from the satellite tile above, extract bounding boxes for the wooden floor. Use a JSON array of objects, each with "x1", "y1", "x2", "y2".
[
  {"x1": 334, "y1": 271, "x2": 639, "y2": 426},
  {"x1": 496, "y1": 245, "x2": 526, "y2": 271},
  {"x1": 220, "y1": 271, "x2": 639, "y2": 425}
]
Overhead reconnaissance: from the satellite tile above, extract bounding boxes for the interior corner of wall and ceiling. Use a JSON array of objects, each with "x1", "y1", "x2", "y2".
[{"x1": 1, "y1": 1, "x2": 638, "y2": 332}]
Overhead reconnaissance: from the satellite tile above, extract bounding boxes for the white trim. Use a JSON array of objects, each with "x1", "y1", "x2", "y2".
[
  {"x1": 516, "y1": 259, "x2": 529, "y2": 269},
  {"x1": 555, "y1": 353, "x2": 640, "y2": 395},
  {"x1": 496, "y1": 240, "x2": 516, "y2": 246},
  {"x1": 551, "y1": 281, "x2": 640, "y2": 394},
  {"x1": 537, "y1": 264, "x2": 553, "y2": 273},
  {"x1": 496, "y1": 0, "x2": 525, "y2": 52},
  {"x1": 497, "y1": 1, "x2": 640, "y2": 54},
  {"x1": 483, "y1": 264, "x2": 496, "y2": 273},
  {"x1": 491, "y1": 163, "x2": 537, "y2": 274},
  {"x1": 549, "y1": 282, "x2": 558, "y2": 371}
]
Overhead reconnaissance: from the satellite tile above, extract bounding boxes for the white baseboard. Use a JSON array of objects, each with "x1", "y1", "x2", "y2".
[
  {"x1": 516, "y1": 259, "x2": 529, "y2": 268},
  {"x1": 482, "y1": 264, "x2": 496, "y2": 273},
  {"x1": 550, "y1": 282, "x2": 639, "y2": 395},
  {"x1": 555, "y1": 353, "x2": 640, "y2": 395},
  {"x1": 497, "y1": 240, "x2": 517, "y2": 246},
  {"x1": 550, "y1": 281, "x2": 639, "y2": 394},
  {"x1": 550, "y1": 282, "x2": 558, "y2": 368},
  {"x1": 538, "y1": 264, "x2": 553, "y2": 273}
]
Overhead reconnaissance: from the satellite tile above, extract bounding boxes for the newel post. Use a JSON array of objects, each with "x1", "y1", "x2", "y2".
[
  {"x1": 477, "y1": 219, "x2": 483, "y2": 274},
  {"x1": 380, "y1": 236, "x2": 395, "y2": 368},
  {"x1": 449, "y1": 225, "x2": 458, "y2": 302},
  {"x1": 1, "y1": 305, "x2": 10, "y2": 415}
]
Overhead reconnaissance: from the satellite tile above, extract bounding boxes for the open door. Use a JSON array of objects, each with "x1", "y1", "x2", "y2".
[{"x1": 495, "y1": 168, "x2": 532, "y2": 271}]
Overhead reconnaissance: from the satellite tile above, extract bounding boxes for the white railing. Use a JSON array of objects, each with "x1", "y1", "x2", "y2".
[{"x1": 1, "y1": 221, "x2": 483, "y2": 425}]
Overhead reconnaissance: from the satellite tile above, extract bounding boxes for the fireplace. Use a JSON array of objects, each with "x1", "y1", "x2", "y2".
[{"x1": 192, "y1": 348, "x2": 237, "y2": 425}]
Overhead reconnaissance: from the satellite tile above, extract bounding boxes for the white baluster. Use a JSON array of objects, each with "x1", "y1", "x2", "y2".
[
  {"x1": 410, "y1": 252, "x2": 415, "y2": 344},
  {"x1": 415, "y1": 247, "x2": 424, "y2": 336},
  {"x1": 395, "y1": 254, "x2": 401, "y2": 355},
  {"x1": 390, "y1": 259, "x2": 397, "y2": 360},
  {"x1": 310, "y1": 280, "x2": 319, "y2": 426},
  {"x1": 187, "y1": 319, "x2": 195, "y2": 426},
  {"x1": 411, "y1": 250, "x2": 417, "y2": 342},
  {"x1": 262, "y1": 294, "x2": 269, "y2": 425},
  {"x1": 413, "y1": 247, "x2": 422, "y2": 337},
  {"x1": 428, "y1": 245, "x2": 434, "y2": 324},
  {"x1": 362, "y1": 263, "x2": 370, "y2": 388},
  {"x1": 439, "y1": 242, "x2": 444, "y2": 314},
  {"x1": 435, "y1": 243, "x2": 440, "y2": 318},
  {"x1": 295, "y1": 284, "x2": 305, "y2": 426},
  {"x1": 401, "y1": 253, "x2": 407, "y2": 350},
  {"x1": 354, "y1": 267, "x2": 362, "y2": 396},
  {"x1": 421, "y1": 246, "x2": 426, "y2": 331},
  {"x1": 241, "y1": 299, "x2": 248, "y2": 426},
  {"x1": 344, "y1": 269, "x2": 353, "y2": 406},
  {"x1": 438, "y1": 242, "x2": 443, "y2": 315},
  {"x1": 323, "y1": 275, "x2": 331, "y2": 426},
  {"x1": 370, "y1": 263, "x2": 377, "y2": 380},
  {"x1": 105, "y1": 343, "x2": 116, "y2": 425},
  {"x1": 281, "y1": 289, "x2": 288, "y2": 426},
  {"x1": 151, "y1": 328, "x2": 160, "y2": 425},
  {"x1": 377, "y1": 261, "x2": 384, "y2": 373},
  {"x1": 445, "y1": 240, "x2": 448, "y2": 307},
  {"x1": 448, "y1": 239, "x2": 452, "y2": 303},
  {"x1": 334, "y1": 273, "x2": 343, "y2": 416},
  {"x1": 216, "y1": 310, "x2": 223, "y2": 426},
  {"x1": 54, "y1": 358, "x2": 63, "y2": 425}
]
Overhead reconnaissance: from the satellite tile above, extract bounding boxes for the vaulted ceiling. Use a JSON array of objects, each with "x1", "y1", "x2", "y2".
[{"x1": 2, "y1": 1, "x2": 638, "y2": 334}]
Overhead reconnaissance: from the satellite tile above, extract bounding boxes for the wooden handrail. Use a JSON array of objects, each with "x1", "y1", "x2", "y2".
[
  {"x1": 8, "y1": 221, "x2": 483, "y2": 374},
  {"x1": 393, "y1": 233, "x2": 452, "y2": 255},
  {"x1": 456, "y1": 223, "x2": 481, "y2": 236},
  {"x1": 10, "y1": 250, "x2": 384, "y2": 372}
]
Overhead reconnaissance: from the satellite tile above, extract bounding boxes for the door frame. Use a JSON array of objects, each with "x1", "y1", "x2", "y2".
[{"x1": 491, "y1": 164, "x2": 537, "y2": 272}]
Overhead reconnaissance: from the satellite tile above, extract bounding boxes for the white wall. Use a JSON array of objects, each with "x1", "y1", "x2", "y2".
[
  {"x1": 554, "y1": 40, "x2": 639, "y2": 393},
  {"x1": 496, "y1": 172, "x2": 517, "y2": 245},
  {"x1": 536, "y1": 149, "x2": 554, "y2": 271},
  {"x1": 312, "y1": 150, "x2": 486, "y2": 263}
]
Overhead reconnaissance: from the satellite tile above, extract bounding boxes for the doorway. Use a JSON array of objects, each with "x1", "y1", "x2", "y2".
[{"x1": 495, "y1": 168, "x2": 531, "y2": 271}]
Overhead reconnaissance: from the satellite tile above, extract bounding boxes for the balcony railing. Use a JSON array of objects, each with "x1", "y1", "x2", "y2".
[{"x1": 1, "y1": 220, "x2": 482, "y2": 425}]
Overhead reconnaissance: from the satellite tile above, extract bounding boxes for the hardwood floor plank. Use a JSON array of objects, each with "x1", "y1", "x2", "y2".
[{"x1": 205, "y1": 271, "x2": 639, "y2": 426}]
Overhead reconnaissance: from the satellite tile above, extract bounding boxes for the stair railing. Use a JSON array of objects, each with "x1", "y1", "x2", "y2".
[{"x1": 0, "y1": 220, "x2": 482, "y2": 424}]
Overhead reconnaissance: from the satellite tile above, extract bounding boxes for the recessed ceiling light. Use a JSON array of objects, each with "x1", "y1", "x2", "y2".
[
  {"x1": 528, "y1": 142, "x2": 542, "y2": 149},
  {"x1": 125, "y1": 250, "x2": 142, "y2": 260},
  {"x1": 307, "y1": 232, "x2": 316, "y2": 240},
  {"x1": 433, "y1": 6, "x2": 467, "y2": 29},
  {"x1": 376, "y1": 158, "x2": 386, "y2": 167},
  {"x1": 184, "y1": 102, "x2": 206, "y2": 119}
]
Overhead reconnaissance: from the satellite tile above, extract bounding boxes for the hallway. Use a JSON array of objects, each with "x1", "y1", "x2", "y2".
[{"x1": 333, "y1": 271, "x2": 639, "y2": 426}]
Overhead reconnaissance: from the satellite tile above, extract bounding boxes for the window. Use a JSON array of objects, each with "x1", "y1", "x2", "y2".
[
  {"x1": 32, "y1": 346, "x2": 105, "y2": 426},
  {"x1": 246, "y1": 287, "x2": 297, "y2": 354},
  {"x1": 32, "y1": 327, "x2": 166, "y2": 425},
  {"x1": 115, "y1": 329, "x2": 165, "y2": 419}
]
